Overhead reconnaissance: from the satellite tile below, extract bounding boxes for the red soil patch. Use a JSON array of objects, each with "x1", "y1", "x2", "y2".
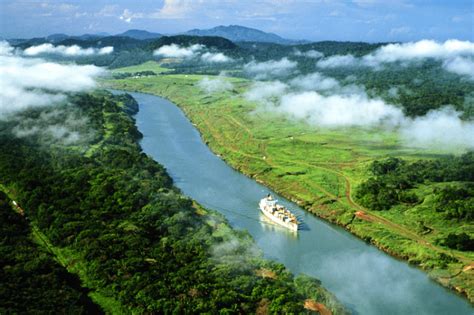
[{"x1": 355, "y1": 210, "x2": 374, "y2": 222}]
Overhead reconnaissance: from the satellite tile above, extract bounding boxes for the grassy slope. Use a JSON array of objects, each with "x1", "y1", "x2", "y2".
[
  {"x1": 110, "y1": 61, "x2": 172, "y2": 74},
  {"x1": 106, "y1": 68, "x2": 474, "y2": 302}
]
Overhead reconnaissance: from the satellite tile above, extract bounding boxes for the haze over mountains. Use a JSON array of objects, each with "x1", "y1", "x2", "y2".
[
  {"x1": 10, "y1": 25, "x2": 304, "y2": 45},
  {"x1": 183, "y1": 25, "x2": 304, "y2": 45}
]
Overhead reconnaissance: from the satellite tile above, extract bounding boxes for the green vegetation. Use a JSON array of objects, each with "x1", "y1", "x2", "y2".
[
  {"x1": 110, "y1": 61, "x2": 172, "y2": 74},
  {"x1": 441, "y1": 233, "x2": 474, "y2": 252},
  {"x1": 107, "y1": 67, "x2": 473, "y2": 303},
  {"x1": 0, "y1": 191, "x2": 102, "y2": 314},
  {"x1": 0, "y1": 91, "x2": 346, "y2": 313},
  {"x1": 356, "y1": 155, "x2": 474, "y2": 218}
]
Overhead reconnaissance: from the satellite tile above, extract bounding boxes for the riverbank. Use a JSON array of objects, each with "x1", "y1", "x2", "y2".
[
  {"x1": 0, "y1": 90, "x2": 347, "y2": 314},
  {"x1": 106, "y1": 71, "x2": 473, "y2": 303}
]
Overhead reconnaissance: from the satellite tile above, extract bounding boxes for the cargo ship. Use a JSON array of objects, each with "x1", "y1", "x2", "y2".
[{"x1": 259, "y1": 194, "x2": 298, "y2": 232}]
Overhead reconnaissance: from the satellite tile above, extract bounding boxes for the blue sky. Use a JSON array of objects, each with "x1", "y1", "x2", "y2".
[{"x1": 0, "y1": 0, "x2": 472, "y2": 42}]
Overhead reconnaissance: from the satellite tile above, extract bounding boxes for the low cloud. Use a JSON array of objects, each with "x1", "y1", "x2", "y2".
[
  {"x1": 289, "y1": 72, "x2": 340, "y2": 91},
  {"x1": 0, "y1": 41, "x2": 105, "y2": 117},
  {"x1": 197, "y1": 76, "x2": 233, "y2": 93},
  {"x1": 442, "y1": 56, "x2": 474, "y2": 79},
  {"x1": 0, "y1": 41, "x2": 14, "y2": 55},
  {"x1": 244, "y1": 81, "x2": 288, "y2": 105},
  {"x1": 293, "y1": 49, "x2": 324, "y2": 59},
  {"x1": 11, "y1": 108, "x2": 93, "y2": 145},
  {"x1": 317, "y1": 54, "x2": 358, "y2": 68},
  {"x1": 24, "y1": 44, "x2": 114, "y2": 56},
  {"x1": 277, "y1": 90, "x2": 404, "y2": 128},
  {"x1": 153, "y1": 44, "x2": 232, "y2": 63},
  {"x1": 316, "y1": 39, "x2": 474, "y2": 79},
  {"x1": 153, "y1": 43, "x2": 203, "y2": 58},
  {"x1": 200, "y1": 52, "x2": 233, "y2": 63},
  {"x1": 364, "y1": 39, "x2": 474, "y2": 63},
  {"x1": 246, "y1": 72, "x2": 474, "y2": 151},
  {"x1": 244, "y1": 57, "x2": 297, "y2": 79},
  {"x1": 400, "y1": 107, "x2": 474, "y2": 151}
]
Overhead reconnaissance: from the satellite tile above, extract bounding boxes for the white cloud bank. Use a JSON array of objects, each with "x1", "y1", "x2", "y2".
[
  {"x1": 316, "y1": 39, "x2": 474, "y2": 79},
  {"x1": 24, "y1": 44, "x2": 114, "y2": 56},
  {"x1": 153, "y1": 43, "x2": 204, "y2": 58},
  {"x1": 364, "y1": 39, "x2": 474, "y2": 63},
  {"x1": 244, "y1": 57, "x2": 297, "y2": 79},
  {"x1": 0, "y1": 41, "x2": 105, "y2": 117},
  {"x1": 200, "y1": 52, "x2": 233, "y2": 63},
  {"x1": 278, "y1": 91, "x2": 404, "y2": 128},
  {"x1": 442, "y1": 57, "x2": 474, "y2": 80},
  {"x1": 245, "y1": 72, "x2": 474, "y2": 151},
  {"x1": 153, "y1": 44, "x2": 233, "y2": 63}
]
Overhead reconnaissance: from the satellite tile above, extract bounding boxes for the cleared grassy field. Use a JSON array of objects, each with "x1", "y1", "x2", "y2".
[
  {"x1": 111, "y1": 60, "x2": 172, "y2": 74},
  {"x1": 106, "y1": 68, "x2": 473, "y2": 302}
]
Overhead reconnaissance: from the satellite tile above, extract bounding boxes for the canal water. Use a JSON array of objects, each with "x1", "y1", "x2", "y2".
[{"x1": 125, "y1": 91, "x2": 472, "y2": 314}]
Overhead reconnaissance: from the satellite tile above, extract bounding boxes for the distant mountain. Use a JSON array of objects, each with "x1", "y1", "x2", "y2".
[
  {"x1": 184, "y1": 25, "x2": 305, "y2": 45},
  {"x1": 46, "y1": 33, "x2": 69, "y2": 43},
  {"x1": 117, "y1": 29, "x2": 162, "y2": 40},
  {"x1": 73, "y1": 33, "x2": 108, "y2": 41}
]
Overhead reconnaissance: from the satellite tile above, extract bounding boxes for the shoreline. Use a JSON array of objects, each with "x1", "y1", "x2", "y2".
[{"x1": 108, "y1": 84, "x2": 473, "y2": 305}]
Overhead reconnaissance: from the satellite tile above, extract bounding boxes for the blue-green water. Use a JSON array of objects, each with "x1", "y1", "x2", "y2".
[{"x1": 126, "y1": 91, "x2": 472, "y2": 315}]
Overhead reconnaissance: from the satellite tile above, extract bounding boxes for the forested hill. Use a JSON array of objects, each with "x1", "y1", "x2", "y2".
[
  {"x1": 0, "y1": 91, "x2": 346, "y2": 314},
  {"x1": 116, "y1": 29, "x2": 162, "y2": 40},
  {"x1": 10, "y1": 33, "x2": 385, "y2": 68},
  {"x1": 0, "y1": 191, "x2": 102, "y2": 314}
]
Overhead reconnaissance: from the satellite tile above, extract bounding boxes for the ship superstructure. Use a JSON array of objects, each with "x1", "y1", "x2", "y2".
[{"x1": 259, "y1": 194, "x2": 298, "y2": 232}]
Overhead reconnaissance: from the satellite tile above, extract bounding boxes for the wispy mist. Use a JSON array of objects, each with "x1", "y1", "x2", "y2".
[
  {"x1": 316, "y1": 39, "x2": 474, "y2": 80},
  {"x1": 317, "y1": 54, "x2": 358, "y2": 68},
  {"x1": 10, "y1": 105, "x2": 94, "y2": 146},
  {"x1": 244, "y1": 81, "x2": 288, "y2": 105},
  {"x1": 197, "y1": 75, "x2": 233, "y2": 94},
  {"x1": 293, "y1": 49, "x2": 324, "y2": 59},
  {"x1": 400, "y1": 107, "x2": 474, "y2": 150},
  {"x1": 244, "y1": 57, "x2": 297, "y2": 79},
  {"x1": 289, "y1": 72, "x2": 340, "y2": 91}
]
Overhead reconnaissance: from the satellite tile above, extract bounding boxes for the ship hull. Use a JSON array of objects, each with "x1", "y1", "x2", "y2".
[{"x1": 259, "y1": 201, "x2": 298, "y2": 232}]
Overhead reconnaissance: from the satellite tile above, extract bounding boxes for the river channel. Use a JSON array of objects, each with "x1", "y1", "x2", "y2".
[{"x1": 124, "y1": 90, "x2": 472, "y2": 314}]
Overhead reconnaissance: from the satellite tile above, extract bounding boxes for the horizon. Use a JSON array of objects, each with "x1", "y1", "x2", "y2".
[{"x1": 0, "y1": 0, "x2": 472, "y2": 42}]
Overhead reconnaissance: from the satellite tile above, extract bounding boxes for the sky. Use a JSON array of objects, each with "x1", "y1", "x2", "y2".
[{"x1": 0, "y1": 0, "x2": 472, "y2": 42}]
